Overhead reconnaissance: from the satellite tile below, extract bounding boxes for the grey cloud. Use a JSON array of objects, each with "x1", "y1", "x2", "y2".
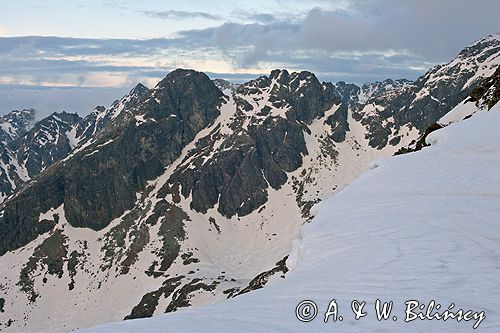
[
  {"x1": 229, "y1": 11, "x2": 282, "y2": 24},
  {"x1": 0, "y1": 1, "x2": 498, "y2": 95},
  {"x1": 175, "y1": 1, "x2": 499, "y2": 79},
  {"x1": 0, "y1": 36, "x2": 188, "y2": 58},
  {"x1": 180, "y1": 2, "x2": 499, "y2": 63},
  {"x1": 247, "y1": 13, "x2": 277, "y2": 24},
  {"x1": 143, "y1": 10, "x2": 223, "y2": 21},
  {"x1": 103, "y1": 1, "x2": 133, "y2": 11},
  {"x1": 0, "y1": 57, "x2": 166, "y2": 77},
  {"x1": 301, "y1": 0, "x2": 500, "y2": 61},
  {"x1": 178, "y1": 22, "x2": 301, "y2": 67}
]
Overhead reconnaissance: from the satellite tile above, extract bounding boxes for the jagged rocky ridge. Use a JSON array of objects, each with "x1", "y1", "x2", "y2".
[
  {"x1": 165, "y1": 69, "x2": 340, "y2": 219},
  {"x1": 469, "y1": 65, "x2": 500, "y2": 109},
  {"x1": 395, "y1": 61, "x2": 500, "y2": 155},
  {"x1": 0, "y1": 33, "x2": 499, "y2": 333},
  {"x1": 212, "y1": 79, "x2": 240, "y2": 92},
  {"x1": 0, "y1": 109, "x2": 35, "y2": 201},
  {"x1": 0, "y1": 71, "x2": 221, "y2": 254},
  {"x1": 0, "y1": 84, "x2": 149, "y2": 202},
  {"x1": 348, "y1": 33, "x2": 500, "y2": 149}
]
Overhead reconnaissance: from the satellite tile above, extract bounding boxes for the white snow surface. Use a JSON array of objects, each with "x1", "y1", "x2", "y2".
[
  {"x1": 438, "y1": 99, "x2": 479, "y2": 126},
  {"x1": 81, "y1": 106, "x2": 500, "y2": 333}
]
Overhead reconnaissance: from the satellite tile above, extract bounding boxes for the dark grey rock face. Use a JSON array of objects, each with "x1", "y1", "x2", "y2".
[
  {"x1": 350, "y1": 35, "x2": 500, "y2": 150},
  {"x1": 326, "y1": 104, "x2": 350, "y2": 143},
  {"x1": 167, "y1": 116, "x2": 308, "y2": 218},
  {"x1": 0, "y1": 168, "x2": 63, "y2": 256},
  {"x1": 333, "y1": 81, "x2": 361, "y2": 104},
  {"x1": 0, "y1": 69, "x2": 223, "y2": 255},
  {"x1": 0, "y1": 85, "x2": 151, "y2": 250},
  {"x1": 469, "y1": 66, "x2": 500, "y2": 109},
  {"x1": 163, "y1": 69, "x2": 337, "y2": 219},
  {"x1": 0, "y1": 85, "x2": 150, "y2": 202},
  {"x1": 268, "y1": 69, "x2": 339, "y2": 124}
]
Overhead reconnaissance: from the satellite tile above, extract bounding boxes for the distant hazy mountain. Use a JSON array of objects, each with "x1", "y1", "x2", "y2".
[{"x1": 0, "y1": 84, "x2": 149, "y2": 202}]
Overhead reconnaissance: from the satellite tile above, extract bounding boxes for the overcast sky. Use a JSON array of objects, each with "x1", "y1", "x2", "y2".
[{"x1": 0, "y1": 0, "x2": 498, "y2": 118}]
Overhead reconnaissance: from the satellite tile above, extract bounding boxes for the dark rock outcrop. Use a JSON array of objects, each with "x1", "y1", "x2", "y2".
[
  {"x1": 0, "y1": 69, "x2": 224, "y2": 255},
  {"x1": 0, "y1": 85, "x2": 150, "y2": 202},
  {"x1": 326, "y1": 103, "x2": 350, "y2": 142},
  {"x1": 469, "y1": 66, "x2": 500, "y2": 109},
  {"x1": 164, "y1": 70, "x2": 338, "y2": 218},
  {"x1": 351, "y1": 35, "x2": 500, "y2": 150}
]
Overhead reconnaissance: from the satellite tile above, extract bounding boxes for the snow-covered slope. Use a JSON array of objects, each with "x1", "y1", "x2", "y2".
[{"x1": 81, "y1": 101, "x2": 500, "y2": 333}]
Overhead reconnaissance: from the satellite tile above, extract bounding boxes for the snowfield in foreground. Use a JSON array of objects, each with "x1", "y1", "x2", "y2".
[{"x1": 81, "y1": 105, "x2": 500, "y2": 332}]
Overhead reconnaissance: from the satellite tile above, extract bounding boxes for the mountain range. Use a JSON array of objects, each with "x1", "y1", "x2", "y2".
[{"x1": 0, "y1": 33, "x2": 499, "y2": 332}]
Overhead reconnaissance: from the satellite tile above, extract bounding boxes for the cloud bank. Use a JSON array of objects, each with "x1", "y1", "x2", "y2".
[
  {"x1": 0, "y1": 1, "x2": 498, "y2": 116},
  {"x1": 142, "y1": 10, "x2": 223, "y2": 21}
]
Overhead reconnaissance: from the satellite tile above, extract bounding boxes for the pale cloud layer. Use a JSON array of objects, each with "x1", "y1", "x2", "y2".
[
  {"x1": 0, "y1": 1, "x2": 498, "y2": 117},
  {"x1": 142, "y1": 10, "x2": 224, "y2": 21}
]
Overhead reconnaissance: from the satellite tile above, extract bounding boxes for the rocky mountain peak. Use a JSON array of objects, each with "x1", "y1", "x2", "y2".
[
  {"x1": 147, "y1": 69, "x2": 223, "y2": 128},
  {"x1": 130, "y1": 83, "x2": 149, "y2": 96},
  {"x1": 12, "y1": 111, "x2": 83, "y2": 178},
  {"x1": 0, "y1": 108, "x2": 36, "y2": 144},
  {"x1": 269, "y1": 68, "x2": 290, "y2": 82},
  {"x1": 416, "y1": 34, "x2": 499, "y2": 91},
  {"x1": 47, "y1": 111, "x2": 82, "y2": 124},
  {"x1": 267, "y1": 69, "x2": 317, "y2": 88},
  {"x1": 155, "y1": 69, "x2": 206, "y2": 89},
  {"x1": 457, "y1": 33, "x2": 500, "y2": 60},
  {"x1": 0, "y1": 67, "x2": 226, "y2": 256},
  {"x1": 358, "y1": 78, "x2": 414, "y2": 104},
  {"x1": 108, "y1": 83, "x2": 149, "y2": 115},
  {"x1": 92, "y1": 105, "x2": 106, "y2": 113},
  {"x1": 212, "y1": 78, "x2": 240, "y2": 92},
  {"x1": 3, "y1": 108, "x2": 36, "y2": 124}
]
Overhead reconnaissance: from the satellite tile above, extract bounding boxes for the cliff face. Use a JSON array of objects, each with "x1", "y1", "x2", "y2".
[
  {"x1": 0, "y1": 69, "x2": 223, "y2": 254},
  {"x1": 0, "y1": 84, "x2": 149, "y2": 202}
]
